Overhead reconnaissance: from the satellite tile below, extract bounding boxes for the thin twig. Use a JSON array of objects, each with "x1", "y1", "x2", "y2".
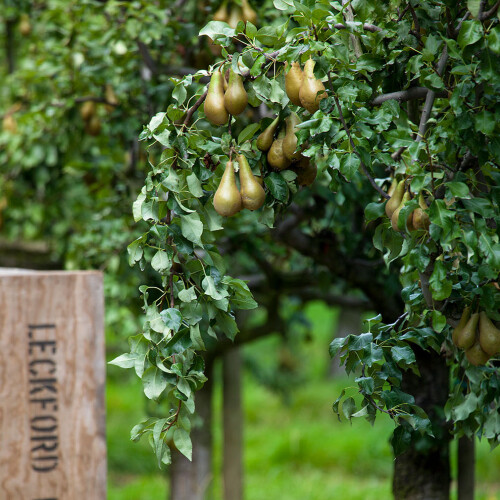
[
  {"x1": 371, "y1": 87, "x2": 447, "y2": 106},
  {"x1": 181, "y1": 89, "x2": 208, "y2": 130},
  {"x1": 480, "y1": 0, "x2": 500, "y2": 19}
]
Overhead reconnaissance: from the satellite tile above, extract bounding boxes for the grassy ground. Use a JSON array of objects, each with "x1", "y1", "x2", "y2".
[{"x1": 107, "y1": 302, "x2": 500, "y2": 499}]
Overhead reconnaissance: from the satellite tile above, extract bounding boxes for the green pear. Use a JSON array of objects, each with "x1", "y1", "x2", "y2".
[
  {"x1": 299, "y1": 58, "x2": 326, "y2": 113},
  {"x1": 479, "y1": 311, "x2": 500, "y2": 356},
  {"x1": 204, "y1": 68, "x2": 229, "y2": 126},
  {"x1": 237, "y1": 154, "x2": 265, "y2": 210},
  {"x1": 285, "y1": 62, "x2": 304, "y2": 106},
  {"x1": 213, "y1": 0, "x2": 229, "y2": 22},
  {"x1": 456, "y1": 312, "x2": 479, "y2": 350},
  {"x1": 224, "y1": 69, "x2": 248, "y2": 116},
  {"x1": 452, "y1": 306, "x2": 471, "y2": 348},
  {"x1": 465, "y1": 341, "x2": 491, "y2": 366},
  {"x1": 391, "y1": 191, "x2": 411, "y2": 231},
  {"x1": 267, "y1": 128, "x2": 291, "y2": 171},
  {"x1": 241, "y1": 0, "x2": 257, "y2": 25},
  {"x1": 213, "y1": 160, "x2": 242, "y2": 216},
  {"x1": 256, "y1": 116, "x2": 279, "y2": 152},
  {"x1": 385, "y1": 180, "x2": 405, "y2": 218},
  {"x1": 412, "y1": 193, "x2": 430, "y2": 230},
  {"x1": 282, "y1": 112, "x2": 302, "y2": 161}
]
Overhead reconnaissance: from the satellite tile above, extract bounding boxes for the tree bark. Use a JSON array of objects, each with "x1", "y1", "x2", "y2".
[
  {"x1": 457, "y1": 436, "x2": 474, "y2": 500},
  {"x1": 223, "y1": 347, "x2": 243, "y2": 500},
  {"x1": 170, "y1": 360, "x2": 213, "y2": 500},
  {"x1": 393, "y1": 348, "x2": 451, "y2": 500}
]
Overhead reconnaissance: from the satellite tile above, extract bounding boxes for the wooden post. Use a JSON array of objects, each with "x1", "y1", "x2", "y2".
[{"x1": 0, "y1": 269, "x2": 106, "y2": 499}]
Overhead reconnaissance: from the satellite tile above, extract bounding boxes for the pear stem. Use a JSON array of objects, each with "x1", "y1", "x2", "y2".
[{"x1": 328, "y1": 72, "x2": 390, "y2": 200}]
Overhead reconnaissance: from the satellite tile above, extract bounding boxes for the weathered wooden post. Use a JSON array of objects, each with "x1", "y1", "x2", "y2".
[{"x1": 0, "y1": 269, "x2": 106, "y2": 499}]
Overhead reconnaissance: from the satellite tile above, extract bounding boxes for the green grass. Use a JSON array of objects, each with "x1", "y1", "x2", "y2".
[{"x1": 106, "y1": 301, "x2": 500, "y2": 499}]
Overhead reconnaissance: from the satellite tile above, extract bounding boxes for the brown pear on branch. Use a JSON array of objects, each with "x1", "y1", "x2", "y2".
[
  {"x1": 285, "y1": 62, "x2": 304, "y2": 106},
  {"x1": 256, "y1": 116, "x2": 279, "y2": 152},
  {"x1": 291, "y1": 156, "x2": 317, "y2": 186},
  {"x1": 224, "y1": 69, "x2": 248, "y2": 115},
  {"x1": 412, "y1": 192, "x2": 430, "y2": 230},
  {"x1": 456, "y1": 312, "x2": 479, "y2": 350},
  {"x1": 241, "y1": 0, "x2": 257, "y2": 25},
  {"x1": 80, "y1": 100, "x2": 97, "y2": 121},
  {"x1": 204, "y1": 68, "x2": 229, "y2": 126},
  {"x1": 391, "y1": 191, "x2": 411, "y2": 231},
  {"x1": 213, "y1": 160, "x2": 242, "y2": 217},
  {"x1": 385, "y1": 180, "x2": 404, "y2": 218},
  {"x1": 299, "y1": 58, "x2": 326, "y2": 113},
  {"x1": 237, "y1": 154, "x2": 265, "y2": 211},
  {"x1": 213, "y1": 1, "x2": 229, "y2": 22},
  {"x1": 452, "y1": 306, "x2": 471, "y2": 347},
  {"x1": 282, "y1": 112, "x2": 302, "y2": 161},
  {"x1": 465, "y1": 341, "x2": 491, "y2": 366},
  {"x1": 267, "y1": 128, "x2": 291, "y2": 171},
  {"x1": 479, "y1": 311, "x2": 500, "y2": 356}
]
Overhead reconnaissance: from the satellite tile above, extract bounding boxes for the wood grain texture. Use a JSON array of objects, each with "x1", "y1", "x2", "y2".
[{"x1": 0, "y1": 270, "x2": 106, "y2": 500}]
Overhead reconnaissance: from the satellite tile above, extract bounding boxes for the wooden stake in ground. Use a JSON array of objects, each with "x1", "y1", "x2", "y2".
[{"x1": 0, "y1": 269, "x2": 106, "y2": 499}]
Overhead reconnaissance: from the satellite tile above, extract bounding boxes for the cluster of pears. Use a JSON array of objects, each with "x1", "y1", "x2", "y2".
[
  {"x1": 385, "y1": 179, "x2": 430, "y2": 232},
  {"x1": 204, "y1": 67, "x2": 248, "y2": 125},
  {"x1": 285, "y1": 58, "x2": 327, "y2": 113},
  {"x1": 256, "y1": 112, "x2": 317, "y2": 186},
  {"x1": 452, "y1": 307, "x2": 500, "y2": 366},
  {"x1": 213, "y1": 0, "x2": 257, "y2": 27},
  {"x1": 213, "y1": 154, "x2": 265, "y2": 217}
]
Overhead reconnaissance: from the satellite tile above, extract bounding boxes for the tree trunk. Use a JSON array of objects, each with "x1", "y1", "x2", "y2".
[
  {"x1": 223, "y1": 347, "x2": 243, "y2": 500},
  {"x1": 457, "y1": 436, "x2": 474, "y2": 500},
  {"x1": 330, "y1": 306, "x2": 363, "y2": 376},
  {"x1": 170, "y1": 360, "x2": 213, "y2": 500},
  {"x1": 393, "y1": 348, "x2": 451, "y2": 500}
]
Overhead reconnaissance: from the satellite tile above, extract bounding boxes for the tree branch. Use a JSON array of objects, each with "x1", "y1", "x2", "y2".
[
  {"x1": 371, "y1": 87, "x2": 447, "y2": 106},
  {"x1": 479, "y1": 0, "x2": 500, "y2": 20},
  {"x1": 332, "y1": 22, "x2": 382, "y2": 33},
  {"x1": 181, "y1": 89, "x2": 208, "y2": 130}
]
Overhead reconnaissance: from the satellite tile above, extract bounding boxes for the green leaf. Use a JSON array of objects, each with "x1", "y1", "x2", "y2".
[
  {"x1": 365, "y1": 201, "x2": 386, "y2": 221},
  {"x1": 173, "y1": 428, "x2": 192, "y2": 461},
  {"x1": 446, "y1": 181, "x2": 470, "y2": 199},
  {"x1": 452, "y1": 392, "x2": 478, "y2": 421},
  {"x1": 142, "y1": 366, "x2": 168, "y2": 400},
  {"x1": 151, "y1": 250, "x2": 171, "y2": 273},
  {"x1": 475, "y1": 110, "x2": 495, "y2": 135},
  {"x1": 273, "y1": 0, "x2": 294, "y2": 10},
  {"x1": 222, "y1": 277, "x2": 258, "y2": 309},
  {"x1": 391, "y1": 346, "x2": 416, "y2": 367},
  {"x1": 486, "y1": 26, "x2": 500, "y2": 53},
  {"x1": 458, "y1": 20, "x2": 484, "y2": 48},
  {"x1": 467, "y1": 0, "x2": 481, "y2": 17},
  {"x1": 181, "y1": 213, "x2": 203, "y2": 245},
  {"x1": 127, "y1": 237, "x2": 144, "y2": 266},
  {"x1": 342, "y1": 397, "x2": 357, "y2": 420},
  {"x1": 178, "y1": 286, "x2": 197, "y2": 302},
  {"x1": 238, "y1": 123, "x2": 260, "y2": 144},
  {"x1": 202, "y1": 275, "x2": 228, "y2": 301},
  {"x1": 199, "y1": 21, "x2": 235, "y2": 39},
  {"x1": 186, "y1": 173, "x2": 204, "y2": 198},
  {"x1": 355, "y1": 376, "x2": 375, "y2": 395},
  {"x1": 215, "y1": 311, "x2": 239, "y2": 340},
  {"x1": 109, "y1": 353, "x2": 137, "y2": 369},
  {"x1": 265, "y1": 172, "x2": 289, "y2": 202},
  {"x1": 429, "y1": 260, "x2": 452, "y2": 301},
  {"x1": 160, "y1": 308, "x2": 182, "y2": 332}
]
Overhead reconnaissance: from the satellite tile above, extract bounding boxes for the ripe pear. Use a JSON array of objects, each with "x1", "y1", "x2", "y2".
[
  {"x1": 19, "y1": 14, "x2": 31, "y2": 36},
  {"x1": 456, "y1": 312, "x2": 479, "y2": 350},
  {"x1": 479, "y1": 311, "x2": 500, "y2": 356},
  {"x1": 465, "y1": 341, "x2": 491, "y2": 366},
  {"x1": 241, "y1": 0, "x2": 257, "y2": 25},
  {"x1": 391, "y1": 191, "x2": 411, "y2": 231},
  {"x1": 291, "y1": 156, "x2": 317, "y2": 186},
  {"x1": 299, "y1": 58, "x2": 326, "y2": 113},
  {"x1": 228, "y1": 5, "x2": 244, "y2": 28},
  {"x1": 237, "y1": 154, "x2": 265, "y2": 210},
  {"x1": 80, "y1": 100, "x2": 96, "y2": 121},
  {"x1": 2, "y1": 114, "x2": 17, "y2": 134},
  {"x1": 267, "y1": 128, "x2": 291, "y2": 171},
  {"x1": 256, "y1": 116, "x2": 279, "y2": 152},
  {"x1": 412, "y1": 193, "x2": 430, "y2": 230},
  {"x1": 282, "y1": 112, "x2": 302, "y2": 161},
  {"x1": 452, "y1": 306, "x2": 471, "y2": 347},
  {"x1": 385, "y1": 180, "x2": 405, "y2": 218},
  {"x1": 213, "y1": 1, "x2": 229, "y2": 22},
  {"x1": 213, "y1": 160, "x2": 242, "y2": 217},
  {"x1": 387, "y1": 178, "x2": 397, "y2": 197},
  {"x1": 204, "y1": 69, "x2": 229, "y2": 126},
  {"x1": 224, "y1": 69, "x2": 247, "y2": 115},
  {"x1": 285, "y1": 62, "x2": 304, "y2": 106},
  {"x1": 105, "y1": 84, "x2": 119, "y2": 111},
  {"x1": 85, "y1": 114, "x2": 102, "y2": 136}
]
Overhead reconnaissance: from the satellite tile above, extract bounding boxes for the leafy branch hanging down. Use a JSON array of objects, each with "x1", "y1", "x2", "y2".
[{"x1": 111, "y1": 0, "x2": 500, "y2": 466}]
